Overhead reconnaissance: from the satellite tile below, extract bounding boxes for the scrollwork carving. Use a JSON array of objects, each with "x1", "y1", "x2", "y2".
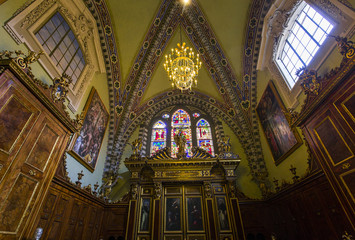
[
  {"x1": 267, "y1": 10, "x2": 289, "y2": 38},
  {"x1": 51, "y1": 74, "x2": 72, "y2": 103},
  {"x1": 130, "y1": 183, "x2": 138, "y2": 200},
  {"x1": 283, "y1": 108, "x2": 299, "y2": 126},
  {"x1": 204, "y1": 182, "x2": 212, "y2": 198},
  {"x1": 154, "y1": 182, "x2": 162, "y2": 199},
  {"x1": 20, "y1": 0, "x2": 56, "y2": 28},
  {"x1": 331, "y1": 35, "x2": 355, "y2": 59}
]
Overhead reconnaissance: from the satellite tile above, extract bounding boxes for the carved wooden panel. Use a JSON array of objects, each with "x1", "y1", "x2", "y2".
[
  {"x1": 73, "y1": 203, "x2": 89, "y2": 240},
  {"x1": 0, "y1": 174, "x2": 38, "y2": 233},
  {"x1": 333, "y1": 81, "x2": 355, "y2": 132},
  {"x1": 0, "y1": 84, "x2": 40, "y2": 182},
  {"x1": 31, "y1": 178, "x2": 107, "y2": 240},
  {"x1": 25, "y1": 123, "x2": 59, "y2": 171},
  {"x1": 46, "y1": 193, "x2": 69, "y2": 240},
  {"x1": 299, "y1": 64, "x2": 355, "y2": 230},
  {"x1": 63, "y1": 200, "x2": 81, "y2": 240},
  {"x1": 305, "y1": 107, "x2": 355, "y2": 225},
  {"x1": 0, "y1": 69, "x2": 70, "y2": 239},
  {"x1": 240, "y1": 174, "x2": 353, "y2": 240},
  {"x1": 126, "y1": 200, "x2": 137, "y2": 240},
  {"x1": 313, "y1": 115, "x2": 354, "y2": 166}
]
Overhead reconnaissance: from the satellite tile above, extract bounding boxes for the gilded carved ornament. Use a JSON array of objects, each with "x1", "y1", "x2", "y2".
[
  {"x1": 296, "y1": 67, "x2": 320, "y2": 96},
  {"x1": 203, "y1": 182, "x2": 212, "y2": 198},
  {"x1": 330, "y1": 35, "x2": 355, "y2": 59},
  {"x1": 51, "y1": 73, "x2": 72, "y2": 103},
  {"x1": 131, "y1": 183, "x2": 138, "y2": 200},
  {"x1": 154, "y1": 182, "x2": 162, "y2": 199}
]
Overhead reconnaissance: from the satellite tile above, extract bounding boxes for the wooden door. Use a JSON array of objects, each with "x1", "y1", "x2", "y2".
[
  {"x1": 0, "y1": 70, "x2": 70, "y2": 239},
  {"x1": 304, "y1": 80, "x2": 355, "y2": 229}
]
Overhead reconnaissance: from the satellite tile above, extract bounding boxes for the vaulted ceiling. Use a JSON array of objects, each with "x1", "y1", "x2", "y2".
[{"x1": 85, "y1": 0, "x2": 273, "y2": 180}]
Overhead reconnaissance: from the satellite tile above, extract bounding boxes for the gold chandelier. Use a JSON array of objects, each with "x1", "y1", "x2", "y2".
[{"x1": 164, "y1": 41, "x2": 202, "y2": 91}]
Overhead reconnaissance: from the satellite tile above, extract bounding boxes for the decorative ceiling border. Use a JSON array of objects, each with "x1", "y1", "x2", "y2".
[
  {"x1": 84, "y1": 0, "x2": 123, "y2": 165},
  {"x1": 84, "y1": 0, "x2": 273, "y2": 182}
]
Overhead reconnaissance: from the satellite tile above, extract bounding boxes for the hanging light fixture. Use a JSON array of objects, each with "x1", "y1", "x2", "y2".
[{"x1": 164, "y1": 2, "x2": 202, "y2": 91}]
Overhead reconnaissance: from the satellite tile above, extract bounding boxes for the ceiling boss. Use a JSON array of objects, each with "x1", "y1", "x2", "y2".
[{"x1": 164, "y1": 0, "x2": 202, "y2": 91}]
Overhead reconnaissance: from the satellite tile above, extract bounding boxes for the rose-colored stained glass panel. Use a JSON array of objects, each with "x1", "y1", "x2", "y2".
[
  {"x1": 193, "y1": 113, "x2": 200, "y2": 118},
  {"x1": 171, "y1": 109, "x2": 190, "y2": 127},
  {"x1": 198, "y1": 140, "x2": 214, "y2": 155},
  {"x1": 151, "y1": 120, "x2": 167, "y2": 156},
  {"x1": 151, "y1": 141, "x2": 166, "y2": 155}
]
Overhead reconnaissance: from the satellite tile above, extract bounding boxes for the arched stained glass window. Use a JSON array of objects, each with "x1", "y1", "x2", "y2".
[
  {"x1": 151, "y1": 120, "x2": 167, "y2": 155},
  {"x1": 171, "y1": 109, "x2": 192, "y2": 158},
  {"x1": 196, "y1": 118, "x2": 214, "y2": 155}
]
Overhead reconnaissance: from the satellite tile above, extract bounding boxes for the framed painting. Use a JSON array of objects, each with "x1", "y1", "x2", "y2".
[
  {"x1": 186, "y1": 197, "x2": 204, "y2": 232},
  {"x1": 139, "y1": 198, "x2": 151, "y2": 233},
  {"x1": 256, "y1": 81, "x2": 302, "y2": 165},
  {"x1": 165, "y1": 197, "x2": 182, "y2": 232},
  {"x1": 68, "y1": 87, "x2": 109, "y2": 172}
]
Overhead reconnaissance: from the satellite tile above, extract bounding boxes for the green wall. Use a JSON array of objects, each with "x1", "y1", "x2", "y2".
[
  {"x1": 256, "y1": 38, "x2": 351, "y2": 191},
  {"x1": 221, "y1": 120, "x2": 263, "y2": 199}
]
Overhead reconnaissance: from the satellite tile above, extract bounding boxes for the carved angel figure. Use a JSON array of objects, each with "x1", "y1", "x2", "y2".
[
  {"x1": 220, "y1": 136, "x2": 231, "y2": 152},
  {"x1": 130, "y1": 138, "x2": 142, "y2": 155}
]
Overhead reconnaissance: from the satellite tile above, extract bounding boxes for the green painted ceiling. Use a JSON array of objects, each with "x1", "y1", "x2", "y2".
[{"x1": 106, "y1": 0, "x2": 252, "y2": 104}]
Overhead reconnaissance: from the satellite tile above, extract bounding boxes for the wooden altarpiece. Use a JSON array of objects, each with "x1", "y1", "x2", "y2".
[{"x1": 124, "y1": 147, "x2": 246, "y2": 240}]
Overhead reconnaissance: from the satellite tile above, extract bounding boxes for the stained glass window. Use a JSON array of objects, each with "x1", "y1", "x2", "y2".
[
  {"x1": 196, "y1": 118, "x2": 214, "y2": 155},
  {"x1": 171, "y1": 109, "x2": 192, "y2": 158},
  {"x1": 162, "y1": 113, "x2": 170, "y2": 119},
  {"x1": 193, "y1": 113, "x2": 200, "y2": 118},
  {"x1": 151, "y1": 120, "x2": 167, "y2": 155}
]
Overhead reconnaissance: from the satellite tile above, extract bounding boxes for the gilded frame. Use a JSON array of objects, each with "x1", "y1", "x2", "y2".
[
  {"x1": 256, "y1": 81, "x2": 302, "y2": 165},
  {"x1": 68, "y1": 87, "x2": 109, "y2": 172}
]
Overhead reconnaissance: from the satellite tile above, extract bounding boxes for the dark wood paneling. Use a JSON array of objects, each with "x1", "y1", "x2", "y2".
[
  {"x1": 31, "y1": 177, "x2": 107, "y2": 240},
  {"x1": 240, "y1": 173, "x2": 353, "y2": 240},
  {"x1": 152, "y1": 199, "x2": 161, "y2": 240},
  {"x1": 206, "y1": 199, "x2": 217, "y2": 240},
  {"x1": 126, "y1": 200, "x2": 137, "y2": 240}
]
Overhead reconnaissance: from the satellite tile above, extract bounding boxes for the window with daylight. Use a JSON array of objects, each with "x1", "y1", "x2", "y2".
[
  {"x1": 196, "y1": 119, "x2": 214, "y2": 155},
  {"x1": 35, "y1": 12, "x2": 86, "y2": 85},
  {"x1": 275, "y1": 2, "x2": 333, "y2": 88},
  {"x1": 149, "y1": 108, "x2": 217, "y2": 158},
  {"x1": 150, "y1": 120, "x2": 167, "y2": 155}
]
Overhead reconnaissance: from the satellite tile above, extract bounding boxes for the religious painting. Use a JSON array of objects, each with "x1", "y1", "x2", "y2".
[
  {"x1": 256, "y1": 81, "x2": 302, "y2": 165},
  {"x1": 186, "y1": 197, "x2": 204, "y2": 232},
  {"x1": 139, "y1": 198, "x2": 151, "y2": 232},
  {"x1": 165, "y1": 197, "x2": 182, "y2": 232},
  {"x1": 68, "y1": 88, "x2": 109, "y2": 172},
  {"x1": 216, "y1": 196, "x2": 230, "y2": 231}
]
